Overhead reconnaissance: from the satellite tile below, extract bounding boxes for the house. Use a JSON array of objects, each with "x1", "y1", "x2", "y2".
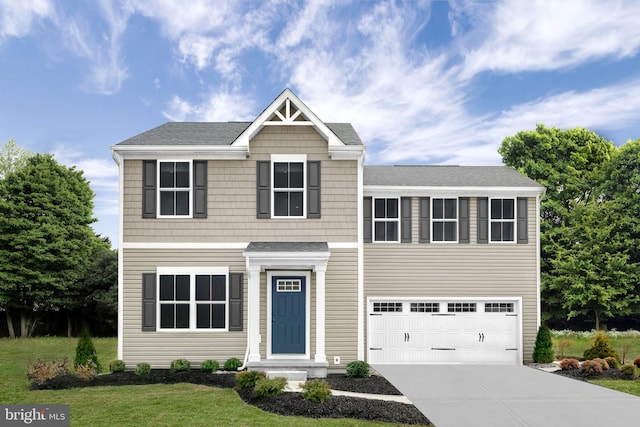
[{"x1": 111, "y1": 89, "x2": 545, "y2": 378}]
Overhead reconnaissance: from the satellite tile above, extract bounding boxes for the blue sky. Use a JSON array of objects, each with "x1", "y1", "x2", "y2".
[{"x1": 1, "y1": 0, "x2": 640, "y2": 248}]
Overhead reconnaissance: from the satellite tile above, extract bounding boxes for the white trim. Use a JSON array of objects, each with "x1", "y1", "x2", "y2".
[
  {"x1": 365, "y1": 185, "x2": 544, "y2": 198},
  {"x1": 357, "y1": 153, "x2": 365, "y2": 360},
  {"x1": 536, "y1": 194, "x2": 542, "y2": 328},
  {"x1": 157, "y1": 160, "x2": 193, "y2": 219},
  {"x1": 489, "y1": 197, "x2": 516, "y2": 243},
  {"x1": 110, "y1": 145, "x2": 248, "y2": 160},
  {"x1": 431, "y1": 197, "x2": 459, "y2": 243},
  {"x1": 114, "y1": 151, "x2": 124, "y2": 360},
  {"x1": 271, "y1": 154, "x2": 307, "y2": 218},
  {"x1": 372, "y1": 197, "x2": 400, "y2": 243},
  {"x1": 266, "y1": 271, "x2": 311, "y2": 360},
  {"x1": 327, "y1": 242, "x2": 358, "y2": 249},
  {"x1": 122, "y1": 242, "x2": 250, "y2": 249}
]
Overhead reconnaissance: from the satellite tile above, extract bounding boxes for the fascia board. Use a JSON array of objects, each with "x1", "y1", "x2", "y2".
[
  {"x1": 364, "y1": 185, "x2": 545, "y2": 197},
  {"x1": 111, "y1": 145, "x2": 249, "y2": 160}
]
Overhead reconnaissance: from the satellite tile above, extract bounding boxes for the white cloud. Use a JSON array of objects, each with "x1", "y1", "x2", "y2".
[
  {"x1": 164, "y1": 88, "x2": 256, "y2": 122},
  {"x1": 0, "y1": 0, "x2": 54, "y2": 40}
]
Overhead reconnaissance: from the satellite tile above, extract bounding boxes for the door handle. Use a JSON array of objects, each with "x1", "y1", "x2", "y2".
[{"x1": 478, "y1": 333, "x2": 485, "y2": 342}]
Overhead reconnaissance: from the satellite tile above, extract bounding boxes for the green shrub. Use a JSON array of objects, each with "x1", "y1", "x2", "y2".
[
  {"x1": 559, "y1": 358, "x2": 580, "y2": 370},
  {"x1": 346, "y1": 360, "x2": 370, "y2": 378},
  {"x1": 583, "y1": 332, "x2": 619, "y2": 361},
  {"x1": 200, "y1": 360, "x2": 219, "y2": 373},
  {"x1": 74, "y1": 329, "x2": 102, "y2": 373},
  {"x1": 109, "y1": 360, "x2": 126, "y2": 373},
  {"x1": 620, "y1": 363, "x2": 638, "y2": 377},
  {"x1": 301, "y1": 379, "x2": 331, "y2": 403},
  {"x1": 580, "y1": 360, "x2": 603, "y2": 375},
  {"x1": 223, "y1": 357, "x2": 242, "y2": 371},
  {"x1": 75, "y1": 361, "x2": 99, "y2": 380},
  {"x1": 532, "y1": 324, "x2": 554, "y2": 363},
  {"x1": 170, "y1": 359, "x2": 191, "y2": 372},
  {"x1": 604, "y1": 356, "x2": 620, "y2": 370},
  {"x1": 236, "y1": 370, "x2": 266, "y2": 389},
  {"x1": 253, "y1": 377, "x2": 287, "y2": 398},
  {"x1": 592, "y1": 358, "x2": 610, "y2": 370},
  {"x1": 135, "y1": 362, "x2": 151, "y2": 376}
]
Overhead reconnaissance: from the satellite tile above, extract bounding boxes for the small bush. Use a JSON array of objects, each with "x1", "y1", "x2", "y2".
[
  {"x1": 135, "y1": 362, "x2": 151, "y2": 376},
  {"x1": 555, "y1": 338, "x2": 572, "y2": 359},
  {"x1": 74, "y1": 329, "x2": 102, "y2": 373},
  {"x1": 583, "y1": 332, "x2": 618, "y2": 361},
  {"x1": 559, "y1": 358, "x2": 580, "y2": 370},
  {"x1": 109, "y1": 360, "x2": 126, "y2": 373},
  {"x1": 604, "y1": 356, "x2": 620, "y2": 370},
  {"x1": 634, "y1": 357, "x2": 640, "y2": 368},
  {"x1": 223, "y1": 357, "x2": 242, "y2": 371},
  {"x1": 75, "y1": 361, "x2": 99, "y2": 380},
  {"x1": 301, "y1": 379, "x2": 331, "y2": 403},
  {"x1": 532, "y1": 324, "x2": 554, "y2": 363},
  {"x1": 200, "y1": 360, "x2": 219, "y2": 373},
  {"x1": 27, "y1": 358, "x2": 71, "y2": 384},
  {"x1": 620, "y1": 363, "x2": 638, "y2": 377},
  {"x1": 592, "y1": 358, "x2": 610, "y2": 370},
  {"x1": 236, "y1": 370, "x2": 266, "y2": 389},
  {"x1": 581, "y1": 360, "x2": 603, "y2": 375},
  {"x1": 253, "y1": 376, "x2": 287, "y2": 398},
  {"x1": 346, "y1": 360, "x2": 371, "y2": 378},
  {"x1": 170, "y1": 359, "x2": 191, "y2": 372}
]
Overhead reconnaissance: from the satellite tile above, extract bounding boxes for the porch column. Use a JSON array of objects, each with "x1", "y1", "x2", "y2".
[
  {"x1": 247, "y1": 266, "x2": 261, "y2": 362},
  {"x1": 314, "y1": 266, "x2": 327, "y2": 363}
]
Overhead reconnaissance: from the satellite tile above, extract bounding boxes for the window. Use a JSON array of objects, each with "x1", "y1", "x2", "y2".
[
  {"x1": 411, "y1": 302, "x2": 440, "y2": 313},
  {"x1": 277, "y1": 279, "x2": 301, "y2": 292},
  {"x1": 447, "y1": 302, "x2": 476, "y2": 313},
  {"x1": 158, "y1": 268, "x2": 228, "y2": 331},
  {"x1": 273, "y1": 161, "x2": 304, "y2": 217},
  {"x1": 490, "y1": 198, "x2": 515, "y2": 242},
  {"x1": 159, "y1": 161, "x2": 191, "y2": 217},
  {"x1": 374, "y1": 198, "x2": 399, "y2": 242},
  {"x1": 485, "y1": 302, "x2": 514, "y2": 313},
  {"x1": 373, "y1": 302, "x2": 403, "y2": 312},
  {"x1": 432, "y1": 198, "x2": 457, "y2": 242}
]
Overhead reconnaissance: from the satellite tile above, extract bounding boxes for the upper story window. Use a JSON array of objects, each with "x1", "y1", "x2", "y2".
[
  {"x1": 159, "y1": 161, "x2": 191, "y2": 217},
  {"x1": 374, "y1": 198, "x2": 399, "y2": 242},
  {"x1": 271, "y1": 155, "x2": 306, "y2": 218},
  {"x1": 432, "y1": 198, "x2": 457, "y2": 242},
  {"x1": 490, "y1": 198, "x2": 515, "y2": 242}
]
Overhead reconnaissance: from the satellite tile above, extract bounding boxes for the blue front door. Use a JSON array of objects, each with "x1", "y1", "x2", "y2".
[{"x1": 272, "y1": 276, "x2": 306, "y2": 354}]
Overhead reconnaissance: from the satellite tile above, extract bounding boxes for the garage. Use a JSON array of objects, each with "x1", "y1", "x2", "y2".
[{"x1": 367, "y1": 298, "x2": 521, "y2": 364}]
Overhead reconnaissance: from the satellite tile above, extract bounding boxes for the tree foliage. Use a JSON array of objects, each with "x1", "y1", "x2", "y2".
[
  {"x1": 532, "y1": 324, "x2": 554, "y2": 363},
  {"x1": 0, "y1": 138, "x2": 31, "y2": 179}
]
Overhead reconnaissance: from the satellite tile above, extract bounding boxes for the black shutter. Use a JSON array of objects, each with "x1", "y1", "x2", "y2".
[
  {"x1": 142, "y1": 273, "x2": 156, "y2": 332},
  {"x1": 363, "y1": 197, "x2": 372, "y2": 243},
  {"x1": 517, "y1": 197, "x2": 528, "y2": 244},
  {"x1": 401, "y1": 197, "x2": 412, "y2": 243},
  {"x1": 256, "y1": 161, "x2": 270, "y2": 219},
  {"x1": 419, "y1": 197, "x2": 430, "y2": 243},
  {"x1": 229, "y1": 273, "x2": 243, "y2": 331},
  {"x1": 193, "y1": 160, "x2": 207, "y2": 218},
  {"x1": 459, "y1": 197, "x2": 470, "y2": 243},
  {"x1": 477, "y1": 197, "x2": 488, "y2": 244},
  {"x1": 307, "y1": 160, "x2": 321, "y2": 218},
  {"x1": 142, "y1": 160, "x2": 156, "y2": 218}
]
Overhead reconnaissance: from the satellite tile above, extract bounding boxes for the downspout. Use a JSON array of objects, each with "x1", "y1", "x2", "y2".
[
  {"x1": 238, "y1": 257, "x2": 252, "y2": 371},
  {"x1": 111, "y1": 148, "x2": 125, "y2": 361},
  {"x1": 357, "y1": 150, "x2": 365, "y2": 361}
]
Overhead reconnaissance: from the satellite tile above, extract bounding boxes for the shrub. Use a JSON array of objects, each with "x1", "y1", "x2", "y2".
[
  {"x1": 583, "y1": 332, "x2": 618, "y2": 361},
  {"x1": 75, "y1": 361, "x2": 99, "y2": 380},
  {"x1": 581, "y1": 360, "x2": 603, "y2": 375},
  {"x1": 109, "y1": 360, "x2": 126, "y2": 373},
  {"x1": 74, "y1": 329, "x2": 102, "y2": 373},
  {"x1": 253, "y1": 376, "x2": 287, "y2": 398},
  {"x1": 555, "y1": 338, "x2": 572, "y2": 359},
  {"x1": 223, "y1": 357, "x2": 242, "y2": 371},
  {"x1": 532, "y1": 324, "x2": 554, "y2": 363},
  {"x1": 634, "y1": 357, "x2": 640, "y2": 368},
  {"x1": 346, "y1": 360, "x2": 371, "y2": 378},
  {"x1": 591, "y1": 358, "x2": 609, "y2": 370},
  {"x1": 170, "y1": 359, "x2": 191, "y2": 372},
  {"x1": 559, "y1": 358, "x2": 580, "y2": 370},
  {"x1": 301, "y1": 379, "x2": 331, "y2": 403},
  {"x1": 604, "y1": 356, "x2": 620, "y2": 370},
  {"x1": 27, "y1": 358, "x2": 71, "y2": 384},
  {"x1": 135, "y1": 362, "x2": 151, "y2": 376},
  {"x1": 620, "y1": 363, "x2": 638, "y2": 377},
  {"x1": 200, "y1": 360, "x2": 219, "y2": 373},
  {"x1": 236, "y1": 370, "x2": 266, "y2": 389}
]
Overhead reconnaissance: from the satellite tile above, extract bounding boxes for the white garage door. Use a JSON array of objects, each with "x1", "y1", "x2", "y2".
[{"x1": 368, "y1": 299, "x2": 520, "y2": 364}]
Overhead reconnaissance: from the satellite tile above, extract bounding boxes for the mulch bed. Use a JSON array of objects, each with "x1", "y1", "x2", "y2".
[
  {"x1": 30, "y1": 371, "x2": 431, "y2": 425},
  {"x1": 554, "y1": 368, "x2": 639, "y2": 381}
]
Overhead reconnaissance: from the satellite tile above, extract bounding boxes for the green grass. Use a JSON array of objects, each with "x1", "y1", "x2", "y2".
[
  {"x1": 589, "y1": 379, "x2": 640, "y2": 397},
  {"x1": 0, "y1": 337, "x2": 420, "y2": 427},
  {"x1": 551, "y1": 330, "x2": 640, "y2": 363}
]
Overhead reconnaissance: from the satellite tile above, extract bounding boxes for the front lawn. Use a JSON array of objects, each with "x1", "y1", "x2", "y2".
[
  {"x1": 589, "y1": 379, "x2": 640, "y2": 397},
  {"x1": 0, "y1": 337, "x2": 421, "y2": 426}
]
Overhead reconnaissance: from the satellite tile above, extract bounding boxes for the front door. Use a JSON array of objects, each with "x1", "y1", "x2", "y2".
[{"x1": 272, "y1": 276, "x2": 306, "y2": 354}]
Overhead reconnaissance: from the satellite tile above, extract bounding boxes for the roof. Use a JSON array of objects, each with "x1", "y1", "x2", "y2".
[
  {"x1": 116, "y1": 122, "x2": 362, "y2": 146},
  {"x1": 244, "y1": 242, "x2": 329, "y2": 252},
  {"x1": 364, "y1": 165, "x2": 544, "y2": 188}
]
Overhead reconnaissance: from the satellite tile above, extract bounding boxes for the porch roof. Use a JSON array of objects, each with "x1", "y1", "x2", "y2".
[{"x1": 244, "y1": 242, "x2": 329, "y2": 252}]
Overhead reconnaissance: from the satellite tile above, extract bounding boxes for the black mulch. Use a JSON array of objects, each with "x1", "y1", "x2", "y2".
[
  {"x1": 554, "y1": 368, "x2": 639, "y2": 382},
  {"x1": 30, "y1": 371, "x2": 431, "y2": 425}
]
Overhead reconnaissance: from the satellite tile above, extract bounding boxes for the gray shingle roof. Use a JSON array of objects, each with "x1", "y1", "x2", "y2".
[
  {"x1": 116, "y1": 122, "x2": 362, "y2": 146},
  {"x1": 244, "y1": 242, "x2": 329, "y2": 252},
  {"x1": 364, "y1": 165, "x2": 544, "y2": 188}
]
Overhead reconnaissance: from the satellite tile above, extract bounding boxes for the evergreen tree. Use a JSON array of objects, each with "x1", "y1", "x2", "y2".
[
  {"x1": 74, "y1": 329, "x2": 102, "y2": 372},
  {"x1": 532, "y1": 324, "x2": 554, "y2": 363}
]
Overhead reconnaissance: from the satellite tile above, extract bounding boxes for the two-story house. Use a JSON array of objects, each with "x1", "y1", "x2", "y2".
[{"x1": 111, "y1": 89, "x2": 545, "y2": 378}]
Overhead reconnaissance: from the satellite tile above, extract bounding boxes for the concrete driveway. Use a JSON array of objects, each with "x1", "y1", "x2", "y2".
[{"x1": 373, "y1": 365, "x2": 640, "y2": 427}]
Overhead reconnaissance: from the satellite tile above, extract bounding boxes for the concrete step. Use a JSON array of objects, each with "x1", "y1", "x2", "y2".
[{"x1": 266, "y1": 370, "x2": 307, "y2": 381}]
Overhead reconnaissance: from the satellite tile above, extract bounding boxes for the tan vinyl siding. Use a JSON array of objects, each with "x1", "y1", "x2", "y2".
[{"x1": 122, "y1": 126, "x2": 358, "y2": 243}]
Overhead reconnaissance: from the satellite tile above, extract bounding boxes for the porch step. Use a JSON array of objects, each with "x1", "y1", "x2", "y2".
[{"x1": 266, "y1": 370, "x2": 307, "y2": 381}]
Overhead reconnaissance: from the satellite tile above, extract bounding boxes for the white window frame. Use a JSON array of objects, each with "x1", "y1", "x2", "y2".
[
  {"x1": 431, "y1": 197, "x2": 458, "y2": 243},
  {"x1": 271, "y1": 154, "x2": 306, "y2": 219},
  {"x1": 373, "y1": 197, "x2": 400, "y2": 243},
  {"x1": 156, "y1": 266, "x2": 229, "y2": 332},
  {"x1": 157, "y1": 160, "x2": 193, "y2": 218},
  {"x1": 489, "y1": 197, "x2": 516, "y2": 243}
]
